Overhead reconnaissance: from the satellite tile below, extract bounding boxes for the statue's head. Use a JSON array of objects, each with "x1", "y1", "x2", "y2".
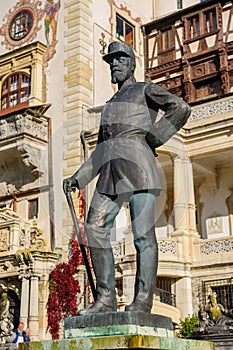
[
  {"x1": 103, "y1": 41, "x2": 136, "y2": 84},
  {"x1": 103, "y1": 41, "x2": 135, "y2": 64},
  {"x1": 211, "y1": 292, "x2": 217, "y2": 301}
]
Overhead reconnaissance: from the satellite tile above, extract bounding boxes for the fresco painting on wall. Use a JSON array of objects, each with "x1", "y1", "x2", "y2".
[
  {"x1": 0, "y1": 0, "x2": 61, "y2": 63},
  {"x1": 0, "y1": 0, "x2": 44, "y2": 50},
  {"x1": 44, "y1": 0, "x2": 60, "y2": 46}
]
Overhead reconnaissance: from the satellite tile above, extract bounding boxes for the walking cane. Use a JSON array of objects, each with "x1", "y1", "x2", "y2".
[{"x1": 65, "y1": 190, "x2": 97, "y2": 301}]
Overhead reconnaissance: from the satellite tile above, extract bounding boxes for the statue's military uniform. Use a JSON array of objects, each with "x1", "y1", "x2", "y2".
[{"x1": 76, "y1": 78, "x2": 190, "y2": 195}]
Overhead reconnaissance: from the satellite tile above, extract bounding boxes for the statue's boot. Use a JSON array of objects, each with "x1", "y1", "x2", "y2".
[
  {"x1": 78, "y1": 227, "x2": 117, "y2": 315},
  {"x1": 125, "y1": 231, "x2": 158, "y2": 313}
]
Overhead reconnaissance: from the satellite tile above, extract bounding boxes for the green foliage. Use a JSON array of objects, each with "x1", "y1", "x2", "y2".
[{"x1": 179, "y1": 314, "x2": 199, "y2": 338}]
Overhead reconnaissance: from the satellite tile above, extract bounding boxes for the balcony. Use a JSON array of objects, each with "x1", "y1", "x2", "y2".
[{"x1": 0, "y1": 105, "x2": 50, "y2": 196}]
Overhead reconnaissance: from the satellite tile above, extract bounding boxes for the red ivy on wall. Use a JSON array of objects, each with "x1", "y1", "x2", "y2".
[
  {"x1": 47, "y1": 240, "x2": 84, "y2": 339},
  {"x1": 47, "y1": 189, "x2": 89, "y2": 339}
]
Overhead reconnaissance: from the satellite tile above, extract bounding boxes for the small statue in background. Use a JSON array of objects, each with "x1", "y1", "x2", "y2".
[
  {"x1": 0, "y1": 292, "x2": 14, "y2": 343},
  {"x1": 205, "y1": 292, "x2": 224, "y2": 323}
]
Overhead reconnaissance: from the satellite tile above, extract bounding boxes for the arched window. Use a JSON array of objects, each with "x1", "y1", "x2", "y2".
[
  {"x1": 1, "y1": 72, "x2": 30, "y2": 110},
  {"x1": 6, "y1": 290, "x2": 20, "y2": 329}
]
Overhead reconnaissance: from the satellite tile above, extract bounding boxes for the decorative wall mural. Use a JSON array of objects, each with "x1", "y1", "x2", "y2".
[
  {"x1": 0, "y1": 0, "x2": 44, "y2": 50},
  {"x1": 0, "y1": 1, "x2": 62, "y2": 103},
  {"x1": 44, "y1": 0, "x2": 60, "y2": 46},
  {"x1": 42, "y1": 0, "x2": 61, "y2": 69}
]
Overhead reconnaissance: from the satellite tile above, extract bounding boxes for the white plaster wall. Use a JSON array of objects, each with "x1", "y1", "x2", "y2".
[
  {"x1": 45, "y1": 4, "x2": 65, "y2": 247},
  {"x1": 153, "y1": 0, "x2": 200, "y2": 18},
  {"x1": 199, "y1": 167, "x2": 233, "y2": 238},
  {"x1": 92, "y1": 0, "x2": 152, "y2": 106}
]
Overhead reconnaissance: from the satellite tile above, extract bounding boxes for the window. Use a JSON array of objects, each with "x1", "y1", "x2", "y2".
[
  {"x1": 189, "y1": 15, "x2": 200, "y2": 39},
  {"x1": 116, "y1": 14, "x2": 134, "y2": 47},
  {"x1": 185, "y1": 7, "x2": 218, "y2": 40},
  {"x1": 9, "y1": 9, "x2": 33, "y2": 41},
  {"x1": 1, "y1": 72, "x2": 30, "y2": 110},
  {"x1": 159, "y1": 28, "x2": 174, "y2": 52},
  {"x1": 116, "y1": 278, "x2": 123, "y2": 297},
  {"x1": 204, "y1": 9, "x2": 217, "y2": 33},
  {"x1": 212, "y1": 285, "x2": 233, "y2": 311},
  {"x1": 203, "y1": 279, "x2": 233, "y2": 311},
  {"x1": 177, "y1": 0, "x2": 183, "y2": 9},
  {"x1": 28, "y1": 198, "x2": 38, "y2": 220}
]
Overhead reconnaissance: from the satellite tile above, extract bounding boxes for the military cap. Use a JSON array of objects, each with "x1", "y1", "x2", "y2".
[{"x1": 103, "y1": 41, "x2": 135, "y2": 64}]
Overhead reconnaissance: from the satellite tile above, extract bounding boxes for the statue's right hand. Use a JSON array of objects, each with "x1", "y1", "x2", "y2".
[{"x1": 63, "y1": 177, "x2": 78, "y2": 194}]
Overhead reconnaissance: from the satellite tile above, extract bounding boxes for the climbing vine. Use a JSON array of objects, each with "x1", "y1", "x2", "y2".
[
  {"x1": 47, "y1": 239, "x2": 85, "y2": 339},
  {"x1": 47, "y1": 189, "x2": 90, "y2": 339}
]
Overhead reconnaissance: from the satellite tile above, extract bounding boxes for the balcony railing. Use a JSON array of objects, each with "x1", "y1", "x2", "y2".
[
  {"x1": 154, "y1": 287, "x2": 176, "y2": 307},
  {"x1": 189, "y1": 95, "x2": 233, "y2": 122}
]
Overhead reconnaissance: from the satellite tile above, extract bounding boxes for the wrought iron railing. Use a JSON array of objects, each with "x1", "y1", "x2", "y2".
[
  {"x1": 154, "y1": 287, "x2": 176, "y2": 307},
  {"x1": 203, "y1": 278, "x2": 233, "y2": 311}
]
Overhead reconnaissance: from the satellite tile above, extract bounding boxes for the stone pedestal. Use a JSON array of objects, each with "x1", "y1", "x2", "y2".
[
  {"x1": 0, "y1": 345, "x2": 17, "y2": 350},
  {"x1": 19, "y1": 335, "x2": 215, "y2": 349},
  {"x1": 192, "y1": 326, "x2": 233, "y2": 349},
  {"x1": 19, "y1": 312, "x2": 216, "y2": 350},
  {"x1": 64, "y1": 312, "x2": 173, "y2": 339}
]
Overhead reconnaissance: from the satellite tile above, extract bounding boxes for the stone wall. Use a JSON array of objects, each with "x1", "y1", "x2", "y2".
[{"x1": 63, "y1": 0, "x2": 93, "y2": 241}]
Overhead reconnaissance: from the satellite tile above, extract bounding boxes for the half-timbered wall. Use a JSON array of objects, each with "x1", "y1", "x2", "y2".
[{"x1": 145, "y1": 0, "x2": 233, "y2": 104}]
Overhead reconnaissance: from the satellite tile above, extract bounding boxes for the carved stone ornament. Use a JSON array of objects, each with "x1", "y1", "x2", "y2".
[
  {"x1": 17, "y1": 143, "x2": 43, "y2": 176},
  {"x1": 190, "y1": 96, "x2": 233, "y2": 121},
  {"x1": 0, "y1": 114, "x2": 48, "y2": 142},
  {"x1": 207, "y1": 216, "x2": 223, "y2": 235},
  {"x1": 0, "y1": 208, "x2": 48, "y2": 262},
  {"x1": 0, "y1": 292, "x2": 14, "y2": 343},
  {"x1": 16, "y1": 218, "x2": 48, "y2": 265},
  {"x1": 158, "y1": 240, "x2": 178, "y2": 255},
  {"x1": 200, "y1": 238, "x2": 233, "y2": 255},
  {"x1": 0, "y1": 111, "x2": 48, "y2": 191},
  {"x1": 112, "y1": 240, "x2": 124, "y2": 258},
  {"x1": 0, "y1": 208, "x2": 20, "y2": 222},
  {"x1": 0, "y1": 228, "x2": 10, "y2": 252},
  {"x1": 0, "y1": 261, "x2": 14, "y2": 273}
]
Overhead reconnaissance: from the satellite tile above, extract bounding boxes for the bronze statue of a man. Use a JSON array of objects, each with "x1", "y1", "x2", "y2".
[{"x1": 63, "y1": 41, "x2": 191, "y2": 315}]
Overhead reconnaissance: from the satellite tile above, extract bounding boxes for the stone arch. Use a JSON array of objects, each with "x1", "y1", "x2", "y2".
[
  {"x1": 0, "y1": 288, "x2": 20, "y2": 329},
  {"x1": 7, "y1": 290, "x2": 20, "y2": 329}
]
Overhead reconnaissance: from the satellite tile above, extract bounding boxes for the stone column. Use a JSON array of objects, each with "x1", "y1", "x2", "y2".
[
  {"x1": 173, "y1": 155, "x2": 197, "y2": 233},
  {"x1": 29, "y1": 275, "x2": 39, "y2": 340},
  {"x1": 173, "y1": 155, "x2": 189, "y2": 231},
  {"x1": 175, "y1": 275, "x2": 193, "y2": 319},
  {"x1": 29, "y1": 44, "x2": 45, "y2": 105},
  {"x1": 186, "y1": 157, "x2": 197, "y2": 234},
  {"x1": 226, "y1": 190, "x2": 233, "y2": 235},
  {"x1": 20, "y1": 276, "x2": 30, "y2": 326}
]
